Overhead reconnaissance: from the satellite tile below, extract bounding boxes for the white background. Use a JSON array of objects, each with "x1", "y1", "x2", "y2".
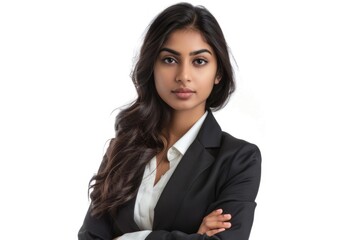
[{"x1": 1, "y1": 0, "x2": 359, "y2": 239}]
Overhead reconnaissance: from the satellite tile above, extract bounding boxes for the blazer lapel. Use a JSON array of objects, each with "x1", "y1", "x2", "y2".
[
  {"x1": 112, "y1": 189, "x2": 141, "y2": 234},
  {"x1": 152, "y1": 111, "x2": 222, "y2": 230}
]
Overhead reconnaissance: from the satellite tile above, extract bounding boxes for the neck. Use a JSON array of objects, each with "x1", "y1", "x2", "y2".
[{"x1": 166, "y1": 109, "x2": 206, "y2": 147}]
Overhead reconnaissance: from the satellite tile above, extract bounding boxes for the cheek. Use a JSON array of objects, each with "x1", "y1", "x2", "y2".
[
  {"x1": 154, "y1": 66, "x2": 169, "y2": 82},
  {"x1": 154, "y1": 70, "x2": 170, "y2": 95},
  {"x1": 204, "y1": 82, "x2": 215, "y2": 96},
  {"x1": 153, "y1": 67, "x2": 162, "y2": 87},
  {"x1": 196, "y1": 72, "x2": 217, "y2": 90}
]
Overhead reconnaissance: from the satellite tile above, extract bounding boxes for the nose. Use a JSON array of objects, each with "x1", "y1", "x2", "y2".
[{"x1": 175, "y1": 62, "x2": 191, "y2": 83}]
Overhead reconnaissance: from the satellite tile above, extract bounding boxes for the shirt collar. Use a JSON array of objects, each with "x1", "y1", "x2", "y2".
[{"x1": 169, "y1": 111, "x2": 208, "y2": 160}]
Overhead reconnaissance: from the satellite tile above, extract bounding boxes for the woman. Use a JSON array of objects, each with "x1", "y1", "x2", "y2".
[{"x1": 78, "y1": 2, "x2": 261, "y2": 240}]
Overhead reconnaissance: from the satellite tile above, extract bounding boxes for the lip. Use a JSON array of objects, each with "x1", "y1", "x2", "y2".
[{"x1": 171, "y1": 88, "x2": 195, "y2": 100}]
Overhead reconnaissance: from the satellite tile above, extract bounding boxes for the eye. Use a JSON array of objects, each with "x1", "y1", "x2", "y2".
[
  {"x1": 162, "y1": 57, "x2": 177, "y2": 64},
  {"x1": 193, "y1": 59, "x2": 208, "y2": 66}
]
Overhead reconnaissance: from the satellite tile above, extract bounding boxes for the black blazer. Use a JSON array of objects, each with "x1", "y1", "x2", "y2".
[{"x1": 78, "y1": 112, "x2": 261, "y2": 240}]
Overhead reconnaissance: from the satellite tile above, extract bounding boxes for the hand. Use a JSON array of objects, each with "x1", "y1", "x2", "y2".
[{"x1": 197, "y1": 209, "x2": 232, "y2": 236}]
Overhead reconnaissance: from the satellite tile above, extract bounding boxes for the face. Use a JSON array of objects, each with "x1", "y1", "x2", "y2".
[{"x1": 154, "y1": 29, "x2": 220, "y2": 116}]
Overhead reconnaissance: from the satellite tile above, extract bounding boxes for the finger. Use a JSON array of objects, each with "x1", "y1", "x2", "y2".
[
  {"x1": 199, "y1": 211, "x2": 232, "y2": 234},
  {"x1": 204, "y1": 220, "x2": 231, "y2": 229},
  {"x1": 206, "y1": 209, "x2": 223, "y2": 217},
  {"x1": 205, "y1": 228, "x2": 226, "y2": 237},
  {"x1": 218, "y1": 213, "x2": 232, "y2": 221},
  {"x1": 207, "y1": 213, "x2": 231, "y2": 221},
  {"x1": 203, "y1": 213, "x2": 232, "y2": 224}
]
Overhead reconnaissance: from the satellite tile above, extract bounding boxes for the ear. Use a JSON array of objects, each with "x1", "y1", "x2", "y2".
[{"x1": 214, "y1": 75, "x2": 221, "y2": 85}]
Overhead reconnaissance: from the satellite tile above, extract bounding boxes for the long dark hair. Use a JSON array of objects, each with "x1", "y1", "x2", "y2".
[{"x1": 89, "y1": 2, "x2": 235, "y2": 217}]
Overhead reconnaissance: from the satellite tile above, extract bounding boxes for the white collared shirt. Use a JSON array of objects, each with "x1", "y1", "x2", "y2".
[{"x1": 116, "y1": 111, "x2": 208, "y2": 240}]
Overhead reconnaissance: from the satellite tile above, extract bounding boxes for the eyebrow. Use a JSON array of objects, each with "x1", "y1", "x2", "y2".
[{"x1": 159, "y1": 47, "x2": 213, "y2": 56}]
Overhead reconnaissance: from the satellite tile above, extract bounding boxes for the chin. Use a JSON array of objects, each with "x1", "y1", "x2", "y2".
[{"x1": 169, "y1": 103, "x2": 205, "y2": 113}]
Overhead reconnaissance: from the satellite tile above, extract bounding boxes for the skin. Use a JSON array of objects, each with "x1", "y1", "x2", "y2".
[
  {"x1": 154, "y1": 28, "x2": 220, "y2": 148},
  {"x1": 197, "y1": 209, "x2": 232, "y2": 236},
  {"x1": 153, "y1": 28, "x2": 231, "y2": 236}
]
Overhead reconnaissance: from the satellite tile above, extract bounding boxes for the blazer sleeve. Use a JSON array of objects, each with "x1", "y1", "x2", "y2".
[
  {"x1": 145, "y1": 143, "x2": 262, "y2": 240},
  {"x1": 78, "y1": 206, "x2": 115, "y2": 240}
]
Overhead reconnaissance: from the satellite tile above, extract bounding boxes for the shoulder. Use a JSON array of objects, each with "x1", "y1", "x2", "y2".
[
  {"x1": 204, "y1": 131, "x2": 262, "y2": 201},
  {"x1": 215, "y1": 131, "x2": 262, "y2": 179},
  {"x1": 220, "y1": 131, "x2": 261, "y2": 158},
  {"x1": 199, "y1": 111, "x2": 261, "y2": 163}
]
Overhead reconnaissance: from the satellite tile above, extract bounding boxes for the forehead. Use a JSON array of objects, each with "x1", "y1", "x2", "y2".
[{"x1": 162, "y1": 29, "x2": 213, "y2": 53}]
